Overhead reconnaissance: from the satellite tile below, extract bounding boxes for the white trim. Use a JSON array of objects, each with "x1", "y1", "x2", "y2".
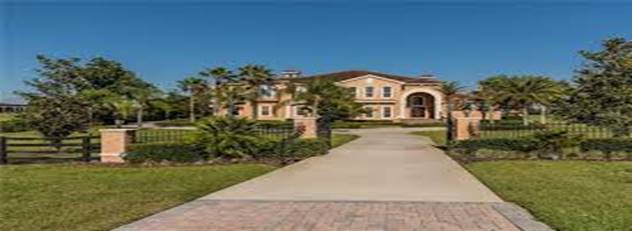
[
  {"x1": 399, "y1": 88, "x2": 443, "y2": 119},
  {"x1": 338, "y1": 74, "x2": 406, "y2": 85}
]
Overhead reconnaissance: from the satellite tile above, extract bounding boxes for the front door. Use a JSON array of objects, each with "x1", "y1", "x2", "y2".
[{"x1": 411, "y1": 107, "x2": 426, "y2": 118}]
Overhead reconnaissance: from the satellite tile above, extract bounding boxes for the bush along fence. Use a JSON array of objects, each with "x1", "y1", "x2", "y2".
[
  {"x1": 101, "y1": 117, "x2": 326, "y2": 164},
  {"x1": 448, "y1": 113, "x2": 632, "y2": 161},
  {"x1": 0, "y1": 135, "x2": 100, "y2": 165}
]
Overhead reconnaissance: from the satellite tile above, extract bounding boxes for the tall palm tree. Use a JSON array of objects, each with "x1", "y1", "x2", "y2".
[
  {"x1": 238, "y1": 65, "x2": 273, "y2": 120},
  {"x1": 441, "y1": 81, "x2": 466, "y2": 142},
  {"x1": 199, "y1": 67, "x2": 235, "y2": 115},
  {"x1": 177, "y1": 76, "x2": 208, "y2": 122}
]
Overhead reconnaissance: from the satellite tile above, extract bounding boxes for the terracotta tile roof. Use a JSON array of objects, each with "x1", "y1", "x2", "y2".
[{"x1": 279, "y1": 70, "x2": 440, "y2": 84}]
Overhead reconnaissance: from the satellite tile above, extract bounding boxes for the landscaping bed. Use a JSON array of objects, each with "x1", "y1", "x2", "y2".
[
  {"x1": 0, "y1": 164, "x2": 275, "y2": 231},
  {"x1": 466, "y1": 161, "x2": 632, "y2": 231}
]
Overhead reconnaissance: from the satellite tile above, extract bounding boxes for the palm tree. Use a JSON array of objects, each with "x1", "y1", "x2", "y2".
[
  {"x1": 103, "y1": 95, "x2": 136, "y2": 128},
  {"x1": 215, "y1": 85, "x2": 248, "y2": 118},
  {"x1": 493, "y1": 76, "x2": 564, "y2": 125},
  {"x1": 238, "y1": 65, "x2": 273, "y2": 120},
  {"x1": 177, "y1": 77, "x2": 208, "y2": 122},
  {"x1": 477, "y1": 76, "x2": 507, "y2": 124},
  {"x1": 199, "y1": 67, "x2": 234, "y2": 116},
  {"x1": 129, "y1": 87, "x2": 158, "y2": 128},
  {"x1": 441, "y1": 81, "x2": 466, "y2": 142}
]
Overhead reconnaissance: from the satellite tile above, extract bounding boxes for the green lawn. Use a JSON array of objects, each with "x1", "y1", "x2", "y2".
[
  {"x1": 0, "y1": 113, "x2": 17, "y2": 122},
  {"x1": 410, "y1": 130, "x2": 446, "y2": 146},
  {"x1": 0, "y1": 164, "x2": 275, "y2": 231},
  {"x1": 331, "y1": 133, "x2": 360, "y2": 148},
  {"x1": 466, "y1": 161, "x2": 632, "y2": 231}
]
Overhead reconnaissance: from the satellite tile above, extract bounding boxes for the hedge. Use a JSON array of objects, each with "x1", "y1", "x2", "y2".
[
  {"x1": 580, "y1": 138, "x2": 632, "y2": 159},
  {"x1": 124, "y1": 142, "x2": 207, "y2": 163},
  {"x1": 450, "y1": 138, "x2": 539, "y2": 153}
]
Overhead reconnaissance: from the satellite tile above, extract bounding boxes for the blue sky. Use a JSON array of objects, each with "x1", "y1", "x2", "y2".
[{"x1": 1, "y1": 1, "x2": 631, "y2": 103}]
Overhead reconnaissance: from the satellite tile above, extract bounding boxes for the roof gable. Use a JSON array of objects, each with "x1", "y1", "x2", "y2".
[{"x1": 286, "y1": 70, "x2": 440, "y2": 84}]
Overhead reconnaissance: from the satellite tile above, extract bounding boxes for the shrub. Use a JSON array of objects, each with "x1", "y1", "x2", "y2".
[
  {"x1": 532, "y1": 130, "x2": 583, "y2": 159},
  {"x1": 450, "y1": 138, "x2": 539, "y2": 153},
  {"x1": 581, "y1": 138, "x2": 632, "y2": 160},
  {"x1": 0, "y1": 118, "x2": 31, "y2": 132},
  {"x1": 284, "y1": 138, "x2": 330, "y2": 158},
  {"x1": 195, "y1": 116, "x2": 261, "y2": 158},
  {"x1": 124, "y1": 142, "x2": 207, "y2": 163}
]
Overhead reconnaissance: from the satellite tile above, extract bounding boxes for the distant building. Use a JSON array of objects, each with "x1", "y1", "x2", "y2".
[
  {"x1": 0, "y1": 103, "x2": 26, "y2": 113},
  {"x1": 216, "y1": 70, "x2": 447, "y2": 122}
]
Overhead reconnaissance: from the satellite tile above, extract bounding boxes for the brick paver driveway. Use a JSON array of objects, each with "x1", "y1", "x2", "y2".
[{"x1": 116, "y1": 127, "x2": 550, "y2": 231}]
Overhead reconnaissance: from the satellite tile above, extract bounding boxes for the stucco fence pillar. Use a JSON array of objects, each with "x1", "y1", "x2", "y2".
[
  {"x1": 451, "y1": 111, "x2": 483, "y2": 140},
  {"x1": 100, "y1": 129, "x2": 136, "y2": 163},
  {"x1": 293, "y1": 117, "x2": 318, "y2": 139}
]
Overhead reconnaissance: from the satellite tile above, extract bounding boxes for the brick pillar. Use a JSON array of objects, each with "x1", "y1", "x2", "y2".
[
  {"x1": 293, "y1": 117, "x2": 317, "y2": 139},
  {"x1": 100, "y1": 129, "x2": 136, "y2": 163}
]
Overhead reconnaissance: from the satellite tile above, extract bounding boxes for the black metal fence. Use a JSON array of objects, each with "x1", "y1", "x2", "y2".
[
  {"x1": 134, "y1": 124, "x2": 297, "y2": 144},
  {"x1": 479, "y1": 122, "x2": 630, "y2": 139},
  {"x1": 133, "y1": 129, "x2": 198, "y2": 144},
  {"x1": 0, "y1": 136, "x2": 100, "y2": 164}
]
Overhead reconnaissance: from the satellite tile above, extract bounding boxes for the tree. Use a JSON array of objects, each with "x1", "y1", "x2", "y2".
[
  {"x1": 199, "y1": 67, "x2": 235, "y2": 115},
  {"x1": 177, "y1": 77, "x2": 208, "y2": 122},
  {"x1": 295, "y1": 79, "x2": 365, "y2": 120},
  {"x1": 441, "y1": 81, "x2": 466, "y2": 142},
  {"x1": 479, "y1": 75, "x2": 564, "y2": 125},
  {"x1": 129, "y1": 87, "x2": 159, "y2": 127},
  {"x1": 238, "y1": 65, "x2": 274, "y2": 120},
  {"x1": 103, "y1": 94, "x2": 136, "y2": 127},
  {"x1": 556, "y1": 38, "x2": 632, "y2": 136},
  {"x1": 16, "y1": 55, "x2": 91, "y2": 143}
]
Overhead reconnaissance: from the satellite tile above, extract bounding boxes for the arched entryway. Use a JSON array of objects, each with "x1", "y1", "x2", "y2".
[
  {"x1": 405, "y1": 93, "x2": 435, "y2": 119},
  {"x1": 399, "y1": 89, "x2": 443, "y2": 119}
]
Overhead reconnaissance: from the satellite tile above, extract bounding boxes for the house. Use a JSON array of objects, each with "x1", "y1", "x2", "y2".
[{"x1": 219, "y1": 70, "x2": 447, "y2": 122}]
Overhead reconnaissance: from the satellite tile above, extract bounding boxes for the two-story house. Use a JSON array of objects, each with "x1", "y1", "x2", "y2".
[{"x1": 220, "y1": 70, "x2": 446, "y2": 122}]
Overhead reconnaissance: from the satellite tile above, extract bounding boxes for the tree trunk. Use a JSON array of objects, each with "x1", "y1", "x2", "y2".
[
  {"x1": 522, "y1": 106, "x2": 529, "y2": 126},
  {"x1": 137, "y1": 107, "x2": 143, "y2": 128},
  {"x1": 189, "y1": 95, "x2": 195, "y2": 123},
  {"x1": 540, "y1": 106, "x2": 547, "y2": 124}
]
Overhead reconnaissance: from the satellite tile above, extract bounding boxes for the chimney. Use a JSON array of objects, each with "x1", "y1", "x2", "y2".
[{"x1": 280, "y1": 69, "x2": 301, "y2": 78}]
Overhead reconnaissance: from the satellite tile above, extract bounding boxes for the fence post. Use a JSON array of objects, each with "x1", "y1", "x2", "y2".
[
  {"x1": 0, "y1": 136, "x2": 7, "y2": 165},
  {"x1": 81, "y1": 137, "x2": 91, "y2": 162},
  {"x1": 100, "y1": 129, "x2": 136, "y2": 163},
  {"x1": 293, "y1": 117, "x2": 318, "y2": 139}
]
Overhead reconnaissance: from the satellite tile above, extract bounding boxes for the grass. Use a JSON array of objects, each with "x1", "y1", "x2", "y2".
[
  {"x1": 0, "y1": 164, "x2": 276, "y2": 231},
  {"x1": 410, "y1": 130, "x2": 446, "y2": 146},
  {"x1": 331, "y1": 133, "x2": 360, "y2": 148},
  {"x1": 466, "y1": 161, "x2": 632, "y2": 231},
  {"x1": 0, "y1": 113, "x2": 17, "y2": 122}
]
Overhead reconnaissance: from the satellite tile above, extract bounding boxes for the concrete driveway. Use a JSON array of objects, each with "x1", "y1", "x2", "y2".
[
  {"x1": 117, "y1": 127, "x2": 550, "y2": 231},
  {"x1": 203, "y1": 127, "x2": 500, "y2": 202}
]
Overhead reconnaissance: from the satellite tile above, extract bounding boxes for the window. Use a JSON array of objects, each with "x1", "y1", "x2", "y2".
[
  {"x1": 260, "y1": 105, "x2": 271, "y2": 116},
  {"x1": 365, "y1": 86, "x2": 374, "y2": 98},
  {"x1": 383, "y1": 86, "x2": 392, "y2": 98},
  {"x1": 259, "y1": 85, "x2": 275, "y2": 97},
  {"x1": 382, "y1": 106, "x2": 392, "y2": 118},
  {"x1": 365, "y1": 106, "x2": 374, "y2": 118}
]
